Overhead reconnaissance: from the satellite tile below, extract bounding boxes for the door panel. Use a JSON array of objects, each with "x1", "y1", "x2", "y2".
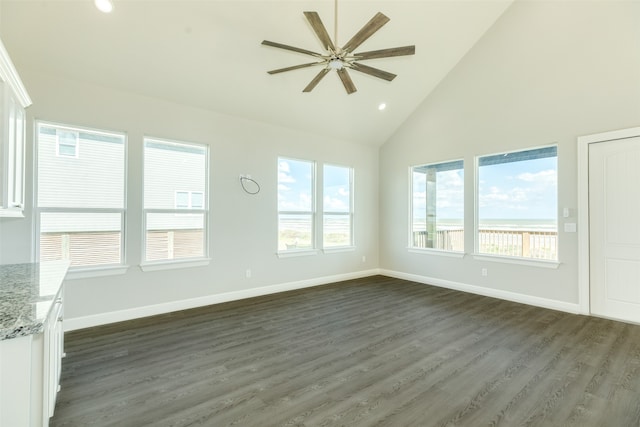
[{"x1": 590, "y1": 136, "x2": 640, "y2": 322}]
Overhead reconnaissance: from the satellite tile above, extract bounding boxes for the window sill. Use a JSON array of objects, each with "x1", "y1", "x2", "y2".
[
  {"x1": 140, "y1": 258, "x2": 211, "y2": 272},
  {"x1": 322, "y1": 246, "x2": 356, "y2": 254},
  {"x1": 408, "y1": 248, "x2": 465, "y2": 258},
  {"x1": 472, "y1": 254, "x2": 560, "y2": 269},
  {"x1": 65, "y1": 265, "x2": 130, "y2": 280},
  {"x1": 277, "y1": 249, "x2": 318, "y2": 259}
]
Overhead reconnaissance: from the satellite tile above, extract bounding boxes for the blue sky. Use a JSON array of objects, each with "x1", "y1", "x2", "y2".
[
  {"x1": 278, "y1": 159, "x2": 350, "y2": 212},
  {"x1": 413, "y1": 156, "x2": 557, "y2": 221},
  {"x1": 479, "y1": 157, "x2": 557, "y2": 220}
]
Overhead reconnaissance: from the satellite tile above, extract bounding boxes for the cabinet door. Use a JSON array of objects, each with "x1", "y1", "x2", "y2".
[
  {"x1": 12, "y1": 104, "x2": 25, "y2": 209},
  {"x1": 0, "y1": 87, "x2": 26, "y2": 215},
  {"x1": 5, "y1": 90, "x2": 16, "y2": 207},
  {"x1": 43, "y1": 297, "x2": 64, "y2": 420}
]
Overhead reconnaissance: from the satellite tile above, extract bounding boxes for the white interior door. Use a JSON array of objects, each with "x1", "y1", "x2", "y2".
[{"x1": 589, "y1": 136, "x2": 640, "y2": 323}]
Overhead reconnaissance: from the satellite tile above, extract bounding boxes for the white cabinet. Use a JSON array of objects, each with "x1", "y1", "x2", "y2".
[
  {"x1": 43, "y1": 291, "x2": 65, "y2": 420},
  {"x1": 0, "y1": 38, "x2": 31, "y2": 217},
  {"x1": 0, "y1": 292, "x2": 65, "y2": 427},
  {"x1": 0, "y1": 261, "x2": 67, "y2": 427}
]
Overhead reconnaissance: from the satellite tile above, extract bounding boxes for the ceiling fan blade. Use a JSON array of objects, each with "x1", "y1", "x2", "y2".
[
  {"x1": 342, "y1": 12, "x2": 390, "y2": 53},
  {"x1": 303, "y1": 68, "x2": 330, "y2": 92},
  {"x1": 350, "y1": 62, "x2": 396, "y2": 81},
  {"x1": 267, "y1": 62, "x2": 326, "y2": 75},
  {"x1": 337, "y1": 68, "x2": 357, "y2": 94},
  {"x1": 261, "y1": 40, "x2": 322, "y2": 57},
  {"x1": 304, "y1": 11, "x2": 335, "y2": 51},
  {"x1": 355, "y1": 45, "x2": 415, "y2": 60}
]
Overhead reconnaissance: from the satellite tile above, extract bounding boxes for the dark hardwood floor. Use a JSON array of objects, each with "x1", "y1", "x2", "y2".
[{"x1": 51, "y1": 276, "x2": 640, "y2": 426}]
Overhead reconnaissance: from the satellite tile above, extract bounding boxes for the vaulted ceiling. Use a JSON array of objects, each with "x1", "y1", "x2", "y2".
[{"x1": 1, "y1": 1, "x2": 512, "y2": 146}]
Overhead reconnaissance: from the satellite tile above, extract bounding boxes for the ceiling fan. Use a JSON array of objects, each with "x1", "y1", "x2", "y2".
[{"x1": 261, "y1": 1, "x2": 415, "y2": 95}]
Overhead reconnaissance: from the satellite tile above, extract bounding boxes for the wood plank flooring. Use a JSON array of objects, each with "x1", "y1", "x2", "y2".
[{"x1": 51, "y1": 276, "x2": 640, "y2": 426}]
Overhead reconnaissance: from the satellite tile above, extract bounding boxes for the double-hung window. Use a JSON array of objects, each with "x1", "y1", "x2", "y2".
[
  {"x1": 278, "y1": 157, "x2": 315, "y2": 252},
  {"x1": 323, "y1": 164, "x2": 353, "y2": 248},
  {"x1": 36, "y1": 122, "x2": 126, "y2": 269},
  {"x1": 477, "y1": 146, "x2": 558, "y2": 260},
  {"x1": 410, "y1": 160, "x2": 464, "y2": 251},
  {"x1": 143, "y1": 138, "x2": 209, "y2": 264}
]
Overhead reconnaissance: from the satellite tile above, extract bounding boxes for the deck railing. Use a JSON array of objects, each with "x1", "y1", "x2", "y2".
[{"x1": 413, "y1": 228, "x2": 558, "y2": 260}]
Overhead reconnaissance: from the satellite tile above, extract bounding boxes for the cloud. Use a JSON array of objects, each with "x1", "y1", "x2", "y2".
[
  {"x1": 324, "y1": 195, "x2": 348, "y2": 211},
  {"x1": 278, "y1": 161, "x2": 290, "y2": 173},
  {"x1": 278, "y1": 161, "x2": 296, "y2": 184},
  {"x1": 517, "y1": 169, "x2": 557, "y2": 184}
]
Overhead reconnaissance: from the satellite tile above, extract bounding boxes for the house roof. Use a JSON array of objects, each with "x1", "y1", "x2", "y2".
[{"x1": 0, "y1": 0, "x2": 512, "y2": 146}]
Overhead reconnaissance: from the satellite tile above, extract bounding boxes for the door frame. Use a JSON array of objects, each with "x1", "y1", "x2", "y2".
[{"x1": 577, "y1": 126, "x2": 640, "y2": 315}]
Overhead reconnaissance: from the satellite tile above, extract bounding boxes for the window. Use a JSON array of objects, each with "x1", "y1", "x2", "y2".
[
  {"x1": 56, "y1": 129, "x2": 78, "y2": 157},
  {"x1": 144, "y1": 138, "x2": 208, "y2": 263},
  {"x1": 411, "y1": 160, "x2": 464, "y2": 251},
  {"x1": 323, "y1": 164, "x2": 353, "y2": 248},
  {"x1": 477, "y1": 146, "x2": 558, "y2": 260},
  {"x1": 36, "y1": 122, "x2": 126, "y2": 268},
  {"x1": 278, "y1": 157, "x2": 315, "y2": 252},
  {"x1": 175, "y1": 191, "x2": 203, "y2": 209}
]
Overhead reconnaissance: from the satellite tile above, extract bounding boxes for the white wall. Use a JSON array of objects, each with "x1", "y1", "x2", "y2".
[
  {"x1": 0, "y1": 70, "x2": 379, "y2": 325},
  {"x1": 379, "y1": 1, "x2": 640, "y2": 307}
]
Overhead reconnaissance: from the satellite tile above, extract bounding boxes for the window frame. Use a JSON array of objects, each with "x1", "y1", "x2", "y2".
[
  {"x1": 141, "y1": 136, "x2": 210, "y2": 269},
  {"x1": 277, "y1": 156, "x2": 317, "y2": 256},
  {"x1": 322, "y1": 163, "x2": 354, "y2": 251},
  {"x1": 409, "y1": 158, "x2": 465, "y2": 254},
  {"x1": 55, "y1": 129, "x2": 79, "y2": 158},
  {"x1": 34, "y1": 121, "x2": 128, "y2": 276},
  {"x1": 474, "y1": 144, "x2": 559, "y2": 264}
]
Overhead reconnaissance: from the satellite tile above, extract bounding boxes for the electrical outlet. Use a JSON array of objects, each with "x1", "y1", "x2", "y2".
[
  {"x1": 362, "y1": 255, "x2": 366, "y2": 263},
  {"x1": 245, "y1": 269, "x2": 251, "y2": 278},
  {"x1": 481, "y1": 268, "x2": 488, "y2": 277}
]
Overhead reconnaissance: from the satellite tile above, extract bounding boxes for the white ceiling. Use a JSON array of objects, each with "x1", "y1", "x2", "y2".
[{"x1": 1, "y1": 0, "x2": 512, "y2": 146}]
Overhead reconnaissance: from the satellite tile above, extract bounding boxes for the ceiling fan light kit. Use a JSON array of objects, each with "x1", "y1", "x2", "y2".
[{"x1": 262, "y1": 2, "x2": 415, "y2": 95}]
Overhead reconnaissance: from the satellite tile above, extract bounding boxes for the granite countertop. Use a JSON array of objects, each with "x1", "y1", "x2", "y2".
[{"x1": 0, "y1": 260, "x2": 69, "y2": 341}]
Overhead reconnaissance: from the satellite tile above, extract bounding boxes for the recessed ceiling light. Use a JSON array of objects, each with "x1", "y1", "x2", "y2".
[
  {"x1": 378, "y1": 103, "x2": 387, "y2": 111},
  {"x1": 95, "y1": 0, "x2": 114, "y2": 13}
]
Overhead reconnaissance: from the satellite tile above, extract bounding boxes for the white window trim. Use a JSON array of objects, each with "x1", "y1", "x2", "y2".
[
  {"x1": 322, "y1": 246, "x2": 355, "y2": 254},
  {"x1": 472, "y1": 253, "x2": 560, "y2": 269},
  {"x1": 474, "y1": 144, "x2": 558, "y2": 262},
  {"x1": 142, "y1": 136, "x2": 210, "y2": 265},
  {"x1": 34, "y1": 121, "x2": 127, "y2": 271},
  {"x1": 140, "y1": 258, "x2": 211, "y2": 272},
  {"x1": 65, "y1": 264, "x2": 130, "y2": 280},
  {"x1": 277, "y1": 249, "x2": 319, "y2": 258},
  {"x1": 408, "y1": 247, "x2": 465, "y2": 258}
]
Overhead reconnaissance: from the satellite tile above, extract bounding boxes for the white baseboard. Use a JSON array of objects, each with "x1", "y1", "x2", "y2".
[
  {"x1": 379, "y1": 269, "x2": 581, "y2": 315},
  {"x1": 64, "y1": 269, "x2": 381, "y2": 332}
]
